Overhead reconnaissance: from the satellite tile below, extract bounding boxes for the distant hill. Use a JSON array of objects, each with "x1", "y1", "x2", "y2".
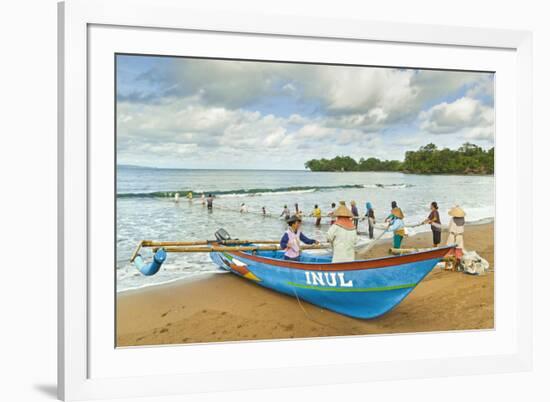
[{"x1": 304, "y1": 143, "x2": 494, "y2": 175}]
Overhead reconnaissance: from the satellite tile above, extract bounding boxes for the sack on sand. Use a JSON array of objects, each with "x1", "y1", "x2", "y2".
[{"x1": 459, "y1": 251, "x2": 490, "y2": 275}]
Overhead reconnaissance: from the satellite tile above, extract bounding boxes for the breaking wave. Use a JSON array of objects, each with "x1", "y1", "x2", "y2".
[{"x1": 117, "y1": 183, "x2": 413, "y2": 198}]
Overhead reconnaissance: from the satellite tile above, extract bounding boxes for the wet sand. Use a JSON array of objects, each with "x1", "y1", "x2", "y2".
[{"x1": 116, "y1": 223, "x2": 494, "y2": 347}]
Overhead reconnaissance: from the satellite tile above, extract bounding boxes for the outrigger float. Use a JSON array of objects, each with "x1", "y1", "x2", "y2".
[{"x1": 130, "y1": 229, "x2": 456, "y2": 319}]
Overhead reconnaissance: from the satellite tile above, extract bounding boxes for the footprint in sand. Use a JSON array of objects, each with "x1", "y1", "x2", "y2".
[
  {"x1": 282, "y1": 323, "x2": 294, "y2": 331},
  {"x1": 160, "y1": 328, "x2": 169, "y2": 334},
  {"x1": 161, "y1": 311, "x2": 170, "y2": 318}
]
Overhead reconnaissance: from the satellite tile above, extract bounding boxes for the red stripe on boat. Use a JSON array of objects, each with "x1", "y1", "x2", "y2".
[{"x1": 230, "y1": 246, "x2": 453, "y2": 271}]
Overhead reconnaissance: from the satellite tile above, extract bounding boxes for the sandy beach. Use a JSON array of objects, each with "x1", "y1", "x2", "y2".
[{"x1": 116, "y1": 222, "x2": 494, "y2": 347}]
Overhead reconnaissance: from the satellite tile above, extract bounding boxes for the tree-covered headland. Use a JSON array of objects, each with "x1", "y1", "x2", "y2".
[{"x1": 304, "y1": 143, "x2": 494, "y2": 174}]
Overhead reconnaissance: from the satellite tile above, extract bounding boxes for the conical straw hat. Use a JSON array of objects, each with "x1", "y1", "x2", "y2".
[
  {"x1": 334, "y1": 202, "x2": 353, "y2": 217},
  {"x1": 448, "y1": 206, "x2": 465, "y2": 218},
  {"x1": 391, "y1": 207, "x2": 404, "y2": 219}
]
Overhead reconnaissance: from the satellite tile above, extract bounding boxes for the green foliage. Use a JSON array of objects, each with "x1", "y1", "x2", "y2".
[
  {"x1": 304, "y1": 143, "x2": 494, "y2": 175},
  {"x1": 402, "y1": 143, "x2": 494, "y2": 174},
  {"x1": 305, "y1": 155, "x2": 402, "y2": 172}
]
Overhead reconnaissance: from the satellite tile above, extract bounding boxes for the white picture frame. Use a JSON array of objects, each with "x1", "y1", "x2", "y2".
[{"x1": 58, "y1": 0, "x2": 533, "y2": 400}]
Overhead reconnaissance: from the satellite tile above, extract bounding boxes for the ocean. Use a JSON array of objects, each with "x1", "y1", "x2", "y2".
[{"x1": 116, "y1": 166, "x2": 494, "y2": 292}]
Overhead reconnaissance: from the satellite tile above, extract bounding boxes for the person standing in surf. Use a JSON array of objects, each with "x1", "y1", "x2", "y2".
[
  {"x1": 328, "y1": 202, "x2": 337, "y2": 225},
  {"x1": 311, "y1": 204, "x2": 322, "y2": 226},
  {"x1": 279, "y1": 215, "x2": 318, "y2": 261},
  {"x1": 280, "y1": 205, "x2": 290, "y2": 220},
  {"x1": 350, "y1": 200, "x2": 359, "y2": 230},
  {"x1": 423, "y1": 201, "x2": 442, "y2": 247},
  {"x1": 362, "y1": 201, "x2": 375, "y2": 239},
  {"x1": 206, "y1": 194, "x2": 214, "y2": 210},
  {"x1": 326, "y1": 202, "x2": 358, "y2": 262}
]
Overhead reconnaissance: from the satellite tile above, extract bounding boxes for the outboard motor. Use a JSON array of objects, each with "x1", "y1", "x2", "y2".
[
  {"x1": 133, "y1": 248, "x2": 167, "y2": 276},
  {"x1": 214, "y1": 228, "x2": 232, "y2": 242}
]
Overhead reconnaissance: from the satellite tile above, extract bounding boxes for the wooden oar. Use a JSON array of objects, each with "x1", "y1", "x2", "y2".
[{"x1": 153, "y1": 243, "x2": 331, "y2": 253}]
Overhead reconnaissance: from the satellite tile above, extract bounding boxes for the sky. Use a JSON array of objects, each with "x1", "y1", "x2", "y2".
[{"x1": 116, "y1": 55, "x2": 494, "y2": 170}]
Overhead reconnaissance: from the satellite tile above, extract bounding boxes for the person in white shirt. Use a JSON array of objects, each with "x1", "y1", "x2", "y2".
[
  {"x1": 326, "y1": 201, "x2": 358, "y2": 263},
  {"x1": 447, "y1": 205, "x2": 466, "y2": 250},
  {"x1": 328, "y1": 202, "x2": 337, "y2": 225},
  {"x1": 280, "y1": 205, "x2": 290, "y2": 220}
]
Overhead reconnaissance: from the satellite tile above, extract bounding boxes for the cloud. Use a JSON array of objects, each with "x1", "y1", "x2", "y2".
[
  {"x1": 464, "y1": 126, "x2": 494, "y2": 141},
  {"x1": 121, "y1": 60, "x2": 489, "y2": 122},
  {"x1": 116, "y1": 56, "x2": 495, "y2": 167},
  {"x1": 419, "y1": 97, "x2": 494, "y2": 138},
  {"x1": 466, "y1": 74, "x2": 495, "y2": 101}
]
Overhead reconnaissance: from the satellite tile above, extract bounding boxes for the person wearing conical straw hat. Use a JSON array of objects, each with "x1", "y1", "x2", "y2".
[
  {"x1": 387, "y1": 204, "x2": 406, "y2": 249},
  {"x1": 280, "y1": 215, "x2": 319, "y2": 261},
  {"x1": 385, "y1": 201, "x2": 402, "y2": 222},
  {"x1": 447, "y1": 205, "x2": 466, "y2": 250},
  {"x1": 326, "y1": 201, "x2": 358, "y2": 263}
]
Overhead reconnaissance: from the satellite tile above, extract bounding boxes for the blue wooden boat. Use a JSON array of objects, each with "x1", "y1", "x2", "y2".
[{"x1": 209, "y1": 245, "x2": 455, "y2": 319}]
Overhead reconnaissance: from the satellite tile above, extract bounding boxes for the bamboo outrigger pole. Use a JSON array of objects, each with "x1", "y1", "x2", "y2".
[
  {"x1": 130, "y1": 240, "x2": 144, "y2": 263},
  {"x1": 390, "y1": 247, "x2": 457, "y2": 266},
  {"x1": 153, "y1": 243, "x2": 331, "y2": 253},
  {"x1": 130, "y1": 239, "x2": 331, "y2": 261},
  {"x1": 390, "y1": 247, "x2": 432, "y2": 254},
  {"x1": 141, "y1": 239, "x2": 281, "y2": 247}
]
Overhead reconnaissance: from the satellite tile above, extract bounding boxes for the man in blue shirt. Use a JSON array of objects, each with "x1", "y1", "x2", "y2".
[{"x1": 280, "y1": 215, "x2": 318, "y2": 261}]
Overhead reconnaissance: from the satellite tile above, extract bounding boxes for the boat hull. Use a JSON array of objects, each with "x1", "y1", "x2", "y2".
[{"x1": 210, "y1": 246, "x2": 453, "y2": 319}]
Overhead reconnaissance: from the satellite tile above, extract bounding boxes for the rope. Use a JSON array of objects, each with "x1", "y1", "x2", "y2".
[
  {"x1": 355, "y1": 229, "x2": 388, "y2": 254},
  {"x1": 291, "y1": 287, "x2": 348, "y2": 332}
]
